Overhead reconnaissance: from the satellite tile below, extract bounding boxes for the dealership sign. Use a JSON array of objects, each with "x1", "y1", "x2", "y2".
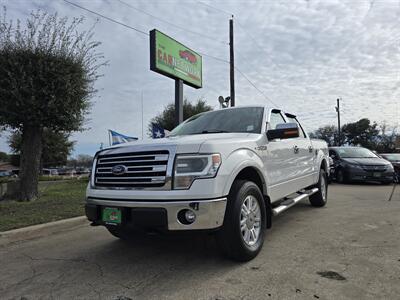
[{"x1": 150, "y1": 29, "x2": 202, "y2": 88}]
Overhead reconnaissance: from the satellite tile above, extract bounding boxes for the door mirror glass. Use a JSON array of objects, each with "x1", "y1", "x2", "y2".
[{"x1": 267, "y1": 123, "x2": 299, "y2": 140}]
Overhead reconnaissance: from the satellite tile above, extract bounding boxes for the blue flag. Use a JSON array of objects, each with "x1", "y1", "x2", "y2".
[
  {"x1": 152, "y1": 124, "x2": 170, "y2": 139},
  {"x1": 109, "y1": 130, "x2": 138, "y2": 145}
]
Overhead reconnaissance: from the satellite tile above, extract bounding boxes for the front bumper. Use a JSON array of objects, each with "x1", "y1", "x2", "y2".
[
  {"x1": 85, "y1": 197, "x2": 227, "y2": 231},
  {"x1": 346, "y1": 168, "x2": 394, "y2": 182}
]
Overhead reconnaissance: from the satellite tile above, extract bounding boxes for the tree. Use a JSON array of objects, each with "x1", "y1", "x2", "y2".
[
  {"x1": 342, "y1": 118, "x2": 379, "y2": 149},
  {"x1": 68, "y1": 154, "x2": 93, "y2": 168},
  {"x1": 309, "y1": 125, "x2": 338, "y2": 147},
  {"x1": 0, "y1": 10, "x2": 104, "y2": 200},
  {"x1": 0, "y1": 151, "x2": 8, "y2": 162},
  {"x1": 9, "y1": 130, "x2": 75, "y2": 168},
  {"x1": 374, "y1": 124, "x2": 399, "y2": 153},
  {"x1": 148, "y1": 98, "x2": 213, "y2": 135}
]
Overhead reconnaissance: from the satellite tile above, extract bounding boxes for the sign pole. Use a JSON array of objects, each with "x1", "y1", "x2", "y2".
[{"x1": 175, "y1": 79, "x2": 183, "y2": 126}]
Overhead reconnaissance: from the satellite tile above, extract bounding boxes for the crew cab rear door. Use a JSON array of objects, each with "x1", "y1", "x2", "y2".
[{"x1": 284, "y1": 113, "x2": 315, "y2": 187}]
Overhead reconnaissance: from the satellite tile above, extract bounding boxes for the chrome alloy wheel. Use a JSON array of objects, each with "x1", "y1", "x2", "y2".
[{"x1": 240, "y1": 195, "x2": 261, "y2": 246}]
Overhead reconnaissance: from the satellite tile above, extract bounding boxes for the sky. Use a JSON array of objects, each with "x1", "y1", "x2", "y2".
[{"x1": 0, "y1": 0, "x2": 399, "y2": 156}]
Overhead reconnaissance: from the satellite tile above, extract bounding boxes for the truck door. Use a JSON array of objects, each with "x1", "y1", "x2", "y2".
[
  {"x1": 284, "y1": 114, "x2": 315, "y2": 188},
  {"x1": 264, "y1": 109, "x2": 299, "y2": 201}
]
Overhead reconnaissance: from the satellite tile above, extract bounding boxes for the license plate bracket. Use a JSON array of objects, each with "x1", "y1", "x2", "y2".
[{"x1": 102, "y1": 207, "x2": 122, "y2": 224}]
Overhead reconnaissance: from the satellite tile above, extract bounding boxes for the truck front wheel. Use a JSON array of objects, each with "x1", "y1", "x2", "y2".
[{"x1": 217, "y1": 180, "x2": 266, "y2": 262}]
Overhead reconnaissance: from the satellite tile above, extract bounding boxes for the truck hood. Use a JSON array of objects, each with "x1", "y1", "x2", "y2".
[{"x1": 105, "y1": 133, "x2": 260, "y2": 154}]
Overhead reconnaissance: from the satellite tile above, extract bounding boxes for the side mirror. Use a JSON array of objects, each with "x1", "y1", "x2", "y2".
[{"x1": 267, "y1": 123, "x2": 299, "y2": 140}]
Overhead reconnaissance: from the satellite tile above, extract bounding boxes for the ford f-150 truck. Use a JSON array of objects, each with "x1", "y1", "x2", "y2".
[{"x1": 86, "y1": 106, "x2": 329, "y2": 261}]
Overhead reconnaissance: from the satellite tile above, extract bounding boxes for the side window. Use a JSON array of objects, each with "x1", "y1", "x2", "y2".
[
  {"x1": 268, "y1": 111, "x2": 286, "y2": 129},
  {"x1": 285, "y1": 115, "x2": 306, "y2": 138}
]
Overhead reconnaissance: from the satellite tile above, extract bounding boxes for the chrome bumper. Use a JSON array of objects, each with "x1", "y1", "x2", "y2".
[{"x1": 86, "y1": 197, "x2": 227, "y2": 231}]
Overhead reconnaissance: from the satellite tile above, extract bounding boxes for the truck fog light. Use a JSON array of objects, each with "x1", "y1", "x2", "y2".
[
  {"x1": 177, "y1": 209, "x2": 196, "y2": 225},
  {"x1": 185, "y1": 210, "x2": 196, "y2": 223}
]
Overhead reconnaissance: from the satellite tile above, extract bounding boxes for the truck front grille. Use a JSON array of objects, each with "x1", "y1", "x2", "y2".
[{"x1": 94, "y1": 150, "x2": 169, "y2": 188}]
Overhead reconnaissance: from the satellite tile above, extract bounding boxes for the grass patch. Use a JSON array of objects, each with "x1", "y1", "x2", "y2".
[
  {"x1": 38, "y1": 175, "x2": 89, "y2": 181},
  {"x1": 0, "y1": 179, "x2": 87, "y2": 232}
]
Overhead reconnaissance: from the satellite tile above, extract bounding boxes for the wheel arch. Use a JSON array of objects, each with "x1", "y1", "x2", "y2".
[
  {"x1": 320, "y1": 158, "x2": 328, "y2": 172},
  {"x1": 227, "y1": 165, "x2": 272, "y2": 229}
]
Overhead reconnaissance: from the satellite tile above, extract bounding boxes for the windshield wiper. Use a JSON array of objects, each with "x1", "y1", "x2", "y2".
[{"x1": 199, "y1": 130, "x2": 230, "y2": 134}]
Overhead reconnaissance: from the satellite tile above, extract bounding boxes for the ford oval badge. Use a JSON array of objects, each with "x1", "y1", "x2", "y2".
[{"x1": 112, "y1": 165, "x2": 127, "y2": 175}]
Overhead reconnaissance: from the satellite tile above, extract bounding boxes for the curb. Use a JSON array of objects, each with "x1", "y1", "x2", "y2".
[{"x1": 0, "y1": 216, "x2": 88, "y2": 246}]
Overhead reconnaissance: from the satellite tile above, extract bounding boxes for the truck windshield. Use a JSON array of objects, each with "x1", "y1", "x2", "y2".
[{"x1": 169, "y1": 107, "x2": 264, "y2": 137}]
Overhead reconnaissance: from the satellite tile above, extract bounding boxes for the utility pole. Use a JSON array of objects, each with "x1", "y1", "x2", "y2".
[
  {"x1": 229, "y1": 16, "x2": 235, "y2": 107},
  {"x1": 335, "y1": 98, "x2": 341, "y2": 146}
]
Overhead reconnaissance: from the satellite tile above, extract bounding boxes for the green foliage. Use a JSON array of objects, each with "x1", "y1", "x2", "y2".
[
  {"x1": 67, "y1": 154, "x2": 93, "y2": 168},
  {"x1": 148, "y1": 98, "x2": 213, "y2": 135},
  {"x1": 310, "y1": 119, "x2": 399, "y2": 152},
  {"x1": 9, "y1": 129, "x2": 75, "y2": 167},
  {"x1": 342, "y1": 118, "x2": 379, "y2": 149},
  {"x1": 374, "y1": 124, "x2": 399, "y2": 153},
  {"x1": 309, "y1": 125, "x2": 337, "y2": 147},
  {"x1": 0, "y1": 151, "x2": 8, "y2": 162},
  {"x1": 0, "y1": 9, "x2": 105, "y2": 131},
  {"x1": 0, "y1": 9, "x2": 104, "y2": 200}
]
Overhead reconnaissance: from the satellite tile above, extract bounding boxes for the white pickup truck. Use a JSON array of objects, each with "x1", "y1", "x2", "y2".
[{"x1": 86, "y1": 106, "x2": 329, "y2": 261}]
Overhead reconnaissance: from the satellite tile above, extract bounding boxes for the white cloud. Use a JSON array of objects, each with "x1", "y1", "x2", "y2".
[{"x1": 0, "y1": 0, "x2": 399, "y2": 155}]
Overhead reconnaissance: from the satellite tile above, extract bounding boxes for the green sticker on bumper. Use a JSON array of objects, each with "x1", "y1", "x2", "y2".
[{"x1": 102, "y1": 207, "x2": 121, "y2": 224}]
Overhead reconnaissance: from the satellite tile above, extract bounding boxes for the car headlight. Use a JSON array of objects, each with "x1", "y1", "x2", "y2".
[{"x1": 173, "y1": 154, "x2": 221, "y2": 189}]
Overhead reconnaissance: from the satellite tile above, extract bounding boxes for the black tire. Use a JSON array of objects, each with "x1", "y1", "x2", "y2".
[
  {"x1": 336, "y1": 169, "x2": 346, "y2": 184},
  {"x1": 217, "y1": 180, "x2": 266, "y2": 262},
  {"x1": 309, "y1": 169, "x2": 328, "y2": 207}
]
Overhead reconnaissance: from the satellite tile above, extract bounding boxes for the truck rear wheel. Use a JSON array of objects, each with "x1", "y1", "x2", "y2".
[
  {"x1": 309, "y1": 169, "x2": 328, "y2": 207},
  {"x1": 217, "y1": 180, "x2": 266, "y2": 262}
]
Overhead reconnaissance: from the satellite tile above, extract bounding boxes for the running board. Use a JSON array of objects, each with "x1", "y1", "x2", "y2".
[{"x1": 272, "y1": 188, "x2": 319, "y2": 216}]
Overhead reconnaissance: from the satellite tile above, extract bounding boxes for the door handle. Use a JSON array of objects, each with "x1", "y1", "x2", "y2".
[
  {"x1": 294, "y1": 145, "x2": 299, "y2": 154},
  {"x1": 308, "y1": 146, "x2": 313, "y2": 153}
]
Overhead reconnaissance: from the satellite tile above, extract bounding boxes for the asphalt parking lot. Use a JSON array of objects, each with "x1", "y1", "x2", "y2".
[{"x1": 1, "y1": 183, "x2": 399, "y2": 300}]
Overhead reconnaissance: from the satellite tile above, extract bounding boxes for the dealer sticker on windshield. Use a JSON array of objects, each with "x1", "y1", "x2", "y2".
[{"x1": 102, "y1": 207, "x2": 122, "y2": 224}]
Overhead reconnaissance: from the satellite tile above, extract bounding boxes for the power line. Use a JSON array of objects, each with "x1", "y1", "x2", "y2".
[
  {"x1": 62, "y1": 0, "x2": 278, "y2": 108},
  {"x1": 235, "y1": 67, "x2": 279, "y2": 107},
  {"x1": 62, "y1": 0, "x2": 149, "y2": 36},
  {"x1": 63, "y1": 0, "x2": 229, "y2": 65},
  {"x1": 198, "y1": 52, "x2": 229, "y2": 64},
  {"x1": 116, "y1": 0, "x2": 228, "y2": 45},
  {"x1": 195, "y1": 1, "x2": 233, "y2": 17}
]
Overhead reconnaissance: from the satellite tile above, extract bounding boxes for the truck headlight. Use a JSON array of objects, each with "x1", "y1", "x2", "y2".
[{"x1": 173, "y1": 154, "x2": 221, "y2": 189}]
